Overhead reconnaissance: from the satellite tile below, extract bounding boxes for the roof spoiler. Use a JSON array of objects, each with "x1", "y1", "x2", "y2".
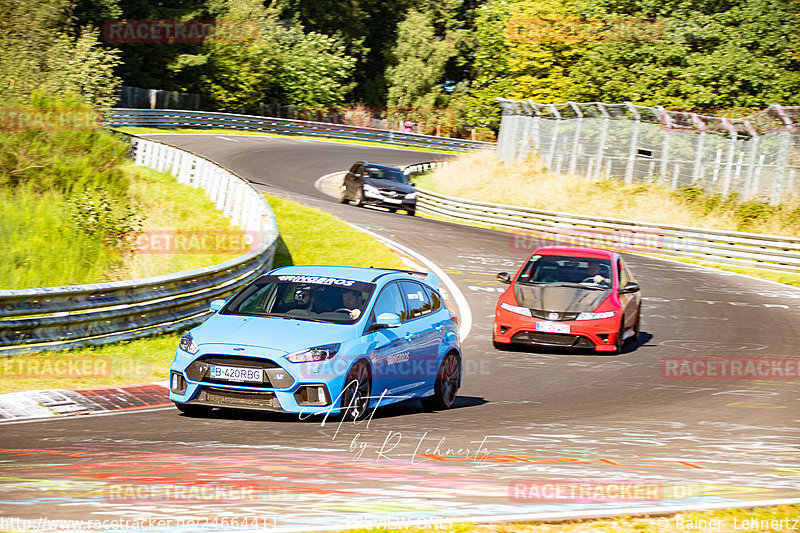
[{"x1": 424, "y1": 272, "x2": 440, "y2": 291}]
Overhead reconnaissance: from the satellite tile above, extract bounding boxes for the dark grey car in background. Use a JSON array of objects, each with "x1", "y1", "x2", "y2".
[{"x1": 339, "y1": 161, "x2": 417, "y2": 216}]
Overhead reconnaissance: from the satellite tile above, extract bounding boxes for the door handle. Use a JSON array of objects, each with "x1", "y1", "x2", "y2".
[
  {"x1": 404, "y1": 332, "x2": 414, "y2": 342},
  {"x1": 434, "y1": 325, "x2": 444, "y2": 332}
]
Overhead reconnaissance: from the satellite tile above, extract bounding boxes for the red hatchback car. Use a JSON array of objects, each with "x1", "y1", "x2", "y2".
[{"x1": 493, "y1": 247, "x2": 641, "y2": 353}]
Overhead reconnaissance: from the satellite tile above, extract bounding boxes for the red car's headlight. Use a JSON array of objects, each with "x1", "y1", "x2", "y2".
[
  {"x1": 575, "y1": 311, "x2": 616, "y2": 321},
  {"x1": 500, "y1": 302, "x2": 532, "y2": 317}
]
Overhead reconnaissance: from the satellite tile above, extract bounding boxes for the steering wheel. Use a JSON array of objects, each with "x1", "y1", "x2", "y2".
[
  {"x1": 581, "y1": 276, "x2": 609, "y2": 285},
  {"x1": 334, "y1": 307, "x2": 352, "y2": 313}
]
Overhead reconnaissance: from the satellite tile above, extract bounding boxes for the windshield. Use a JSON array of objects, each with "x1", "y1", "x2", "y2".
[
  {"x1": 517, "y1": 255, "x2": 613, "y2": 289},
  {"x1": 365, "y1": 165, "x2": 409, "y2": 184},
  {"x1": 221, "y1": 275, "x2": 375, "y2": 323}
]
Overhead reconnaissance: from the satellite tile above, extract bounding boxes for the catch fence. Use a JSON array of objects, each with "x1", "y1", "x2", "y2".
[{"x1": 496, "y1": 99, "x2": 800, "y2": 204}]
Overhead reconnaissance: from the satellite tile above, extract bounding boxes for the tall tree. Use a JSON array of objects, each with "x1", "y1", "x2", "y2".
[
  {"x1": 0, "y1": 0, "x2": 121, "y2": 108},
  {"x1": 570, "y1": 0, "x2": 800, "y2": 110},
  {"x1": 169, "y1": 0, "x2": 355, "y2": 111},
  {"x1": 386, "y1": 8, "x2": 458, "y2": 110}
]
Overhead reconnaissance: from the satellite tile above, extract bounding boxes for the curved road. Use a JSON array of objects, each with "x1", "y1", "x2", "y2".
[{"x1": 2, "y1": 134, "x2": 799, "y2": 531}]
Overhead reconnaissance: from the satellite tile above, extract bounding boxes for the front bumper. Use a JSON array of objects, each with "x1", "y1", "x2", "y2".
[
  {"x1": 493, "y1": 309, "x2": 621, "y2": 351},
  {"x1": 169, "y1": 350, "x2": 352, "y2": 415},
  {"x1": 365, "y1": 197, "x2": 416, "y2": 211}
]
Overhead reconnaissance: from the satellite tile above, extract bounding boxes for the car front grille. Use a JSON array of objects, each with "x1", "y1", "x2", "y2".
[
  {"x1": 186, "y1": 354, "x2": 294, "y2": 389},
  {"x1": 511, "y1": 331, "x2": 595, "y2": 348},
  {"x1": 529, "y1": 310, "x2": 580, "y2": 321},
  {"x1": 194, "y1": 386, "x2": 282, "y2": 410}
]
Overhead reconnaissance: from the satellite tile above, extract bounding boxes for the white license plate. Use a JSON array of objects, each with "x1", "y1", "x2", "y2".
[
  {"x1": 536, "y1": 321, "x2": 570, "y2": 334},
  {"x1": 383, "y1": 197, "x2": 402, "y2": 204},
  {"x1": 209, "y1": 365, "x2": 263, "y2": 382}
]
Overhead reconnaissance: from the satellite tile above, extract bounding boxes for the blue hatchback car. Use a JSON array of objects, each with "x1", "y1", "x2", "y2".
[{"x1": 169, "y1": 265, "x2": 462, "y2": 419}]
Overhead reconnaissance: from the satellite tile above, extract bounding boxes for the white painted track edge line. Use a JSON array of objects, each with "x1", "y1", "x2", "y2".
[{"x1": 348, "y1": 224, "x2": 472, "y2": 342}]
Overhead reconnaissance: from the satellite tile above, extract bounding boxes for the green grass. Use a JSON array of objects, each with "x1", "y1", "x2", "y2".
[
  {"x1": 0, "y1": 195, "x2": 406, "y2": 393},
  {"x1": 112, "y1": 126, "x2": 460, "y2": 154},
  {"x1": 116, "y1": 162, "x2": 246, "y2": 280},
  {"x1": 0, "y1": 333, "x2": 180, "y2": 393},
  {"x1": 0, "y1": 161, "x2": 244, "y2": 289},
  {"x1": 0, "y1": 186, "x2": 122, "y2": 288},
  {"x1": 266, "y1": 195, "x2": 406, "y2": 270}
]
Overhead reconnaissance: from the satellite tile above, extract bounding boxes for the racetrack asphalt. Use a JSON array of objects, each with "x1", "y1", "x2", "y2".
[{"x1": 1, "y1": 133, "x2": 799, "y2": 532}]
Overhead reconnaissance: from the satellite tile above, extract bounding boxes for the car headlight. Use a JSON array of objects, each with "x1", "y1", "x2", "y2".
[
  {"x1": 405, "y1": 192, "x2": 417, "y2": 200},
  {"x1": 178, "y1": 333, "x2": 199, "y2": 354},
  {"x1": 500, "y1": 302, "x2": 532, "y2": 317},
  {"x1": 575, "y1": 311, "x2": 616, "y2": 321},
  {"x1": 285, "y1": 343, "x2": 341, "y2": 363},
  {"x1": 362, "y1": 184, "x2": 382, "y2": 198}
]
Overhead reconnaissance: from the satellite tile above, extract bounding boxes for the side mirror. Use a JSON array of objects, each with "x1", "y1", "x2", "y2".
[
  {"x1": 209, "y1": 298, "x2": 226, "y2": 311},
  {"x1": 619, "y1": 282, "x2": 641, "y2": 294},
  {"x1": 410, "y1": 182, "x2": 416, "y2": 187},
  {"x1": 374, "y1": 312, "x2": 401, "y2": 329},
  {"x1": 497, "y1": 272, "x2": 512, "y2": 284}
]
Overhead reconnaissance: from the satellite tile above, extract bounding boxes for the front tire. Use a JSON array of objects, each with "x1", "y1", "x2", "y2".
[
  {"x1": 354, "y1": 187, "x2": 365, "y2": 207},
  {"x1": 406, "y1": 209, "x2": 416, "y2": 216},
  {"x1": 341, "y1": 360, "x2": 371, "y2": 420},
  {"x1": 174, "y1": 402, "x2": 212, "y2": 417},
  {"x1": 421, "y1": 352, "x2": 460, "y2": 410},
  {"x1": 614, "y1": 317, "x2": 626, "y2": 354}
]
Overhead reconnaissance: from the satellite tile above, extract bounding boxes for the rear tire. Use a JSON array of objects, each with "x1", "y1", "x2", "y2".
[
  {"x1": 388, "y1": 208, "x2": 397, "y2": 213},
  {"x1": 174, "y1": 402, "x2": 212, "y2": 417},
  {"x1": 339, "y1": 186, "x2": 348, "y2": 204},
  {"x1": 421, "y1": 353, "x2": 460, "y2": 410}
]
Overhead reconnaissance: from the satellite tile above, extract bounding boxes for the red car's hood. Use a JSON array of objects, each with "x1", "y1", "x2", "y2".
[{"x1": 514, "y1": 284, "x2": 610, "y2": 313}]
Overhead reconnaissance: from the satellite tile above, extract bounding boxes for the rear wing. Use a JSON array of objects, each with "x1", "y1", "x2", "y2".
[{"x1": 424, "y1": 272, "x2": 440, "y2": 292}]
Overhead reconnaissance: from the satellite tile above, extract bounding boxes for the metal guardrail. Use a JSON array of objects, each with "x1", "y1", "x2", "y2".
[
  {"x1": 0, "y1": 138, "x2": 279, "y2": 356},
  {"x1": 109, "y1": 108, "x2": 494, "y2": 153},
  {"x1": 414, "y1": 185, "x2": 800, "y2": 273}
]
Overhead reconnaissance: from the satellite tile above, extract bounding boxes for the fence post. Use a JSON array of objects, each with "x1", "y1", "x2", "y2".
[
  {"x1": 518, "y1": 101, "x2": 535, "y2": 163},
  {"x1": 691, "y1": 113, "x2": 706, "y2": 188},
  {"x1": 567, "y1": 102, "x2": 583, "y2": 176},
  {"x1": 546, "y1": 104, "x2": 562, "y2": 170},
  {"x1": 624, "y1": 102, "x2": 640, "y2": 184},
  {"x1": 496, "y1": 98, "x2": 520, "y2": 163},
  {"x1": 770, "y1": 105, "x2": 794, "y2": 204},
  {"x1": 656, "y1": 106, "x2": 672, "y2": 185},
  {"x1": 595, "y1": 103, "x2": 610, "y2": 180}
]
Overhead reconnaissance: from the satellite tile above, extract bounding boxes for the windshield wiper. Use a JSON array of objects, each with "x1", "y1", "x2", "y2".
[{"x1": 551, "y1": 282, "x2": 606, "y2": 290}]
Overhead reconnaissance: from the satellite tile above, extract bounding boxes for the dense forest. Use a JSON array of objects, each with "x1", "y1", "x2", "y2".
[{"x1": 1, "y1": 0, "x2": 799, "y2": 135}]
